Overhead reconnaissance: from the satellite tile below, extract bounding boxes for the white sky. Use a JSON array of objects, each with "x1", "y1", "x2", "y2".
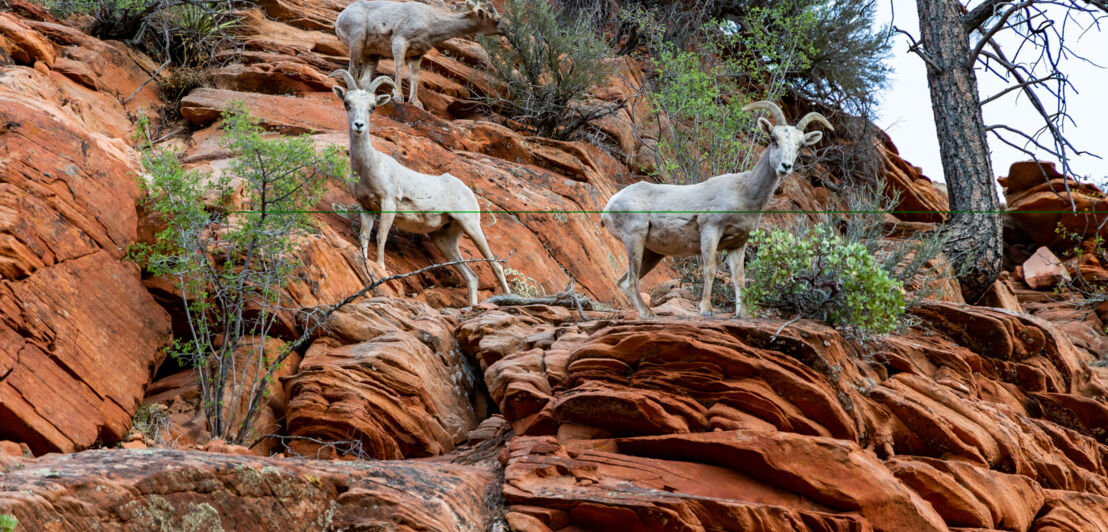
[{"x1": 874, "y1": 0, "x2": 1108, "y2": 186}]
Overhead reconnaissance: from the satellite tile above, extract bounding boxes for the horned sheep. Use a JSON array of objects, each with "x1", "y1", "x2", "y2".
[
  {"x1": 330, "y1": 69, "x2": 511, "y2": 305},
  {"x1": 335, "y1": 0, "x2": 504, "y2": 110},
  {"x1": 601, "y1": 101, "x2": 834, "y2": 318}
]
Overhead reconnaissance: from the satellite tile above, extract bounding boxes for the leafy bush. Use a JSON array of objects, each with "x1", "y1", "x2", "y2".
[
  {"x1": 640, "y1": 6, "x2": 817, "y2": 184},
  {"x1": 131, "y1": 105, "x2": 347, "y2": 444},
  {"x1": 1053, "y1": 221, "x2": 1108, "y2": 324},
  {"x1": 478, "y1": 0, "x2": 619, "y2": 140},
  {"x1": 744, "y1": 225, "x2": 906, "y2": 334},
  {"x1": 782, "y1": 0, "x2": 892, "y2": 114},
  {"x1": 148, "y1": 2, "x2": 239, "y2": 67},
  {"x1": 0, "y1": 514, "x2": 16, "y2": 532},
  {"x1": 35, "y1": 0, "x2": 237, "y2": 69}
]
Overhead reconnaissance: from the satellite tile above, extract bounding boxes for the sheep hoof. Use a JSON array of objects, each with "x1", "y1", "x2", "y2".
[
  {"x1": 411, "y1": 100, "x2": 424, "y2": 110},
  {"x1": 700, "y1": 311, "x2": 714, "y2": 318}
]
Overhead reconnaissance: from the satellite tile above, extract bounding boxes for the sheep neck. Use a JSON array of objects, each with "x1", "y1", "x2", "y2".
[
  {"x1": 744, "y1": 147, "x2": 783, "y2": 209},
  {"x1": 427, "y1": 12, "x2": 484, "y2": 44},
  {"x1": 349, "y1": 130, "x2": 382, "y2": 182}
]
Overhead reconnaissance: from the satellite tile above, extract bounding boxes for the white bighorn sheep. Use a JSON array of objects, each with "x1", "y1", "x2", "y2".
[
  {"x1": 330, "y1": 69, "x2": 511, "y2": 305},
  {"x1": 601, "y1": 101, "x2": 834, "y2": 318},
  {"x1": 335, "y1": 0, "x2": 504, "y2": 110}
]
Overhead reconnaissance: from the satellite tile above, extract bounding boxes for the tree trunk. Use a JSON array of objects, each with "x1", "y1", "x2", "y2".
[{"x1": 915, "y1": 0, "x2": 1003, "y2": 300}]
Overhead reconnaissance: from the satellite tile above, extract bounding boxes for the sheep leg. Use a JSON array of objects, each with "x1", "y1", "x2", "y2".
[
  {"x1": 459, "y1": 216, "x2": 510, "y2": 295},
  {"x1": 348, "y1": 36, "x2": 364, "y2": 85},
  {"x1": 359, "y1": 54, "x2": 380, "y2": 88},
  {"x1": 698, "y1": 229, "x2": 722, "y2": 316},
  {"x1": 358, "y1": 211, "x2": 375, "y2": 266},
  {"x1": 390, "y1": 39, "x2": 408, "y2": 102},
  {"x1": 639, "y1": 249, "x2": 664, "y2": 279},
  {"x1": 621, "y1": 234, "x2": 653, "y2": 318},
  {"x1": 376, "y1": 200, "x2": 396, "y2": 273},
  {"x1": 407, "y1": 56, "x2": 424, "y2": 110},
  {"x1": 619, "y1": 248, "x2": 663, "y2": 288},
  {"x1": 432, "y1": 223, "x2": 480, "y2": 306},
  {"x1": 725, "y1": 244, "x2": 747, "y2": 318}
]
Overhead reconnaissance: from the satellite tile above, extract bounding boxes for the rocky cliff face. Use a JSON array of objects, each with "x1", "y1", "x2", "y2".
[{"x1": 3, "y1": 1, "x2": 1108, "y2": 531}]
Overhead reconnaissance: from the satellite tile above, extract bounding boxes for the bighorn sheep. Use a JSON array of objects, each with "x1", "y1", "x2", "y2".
[
  {"x1": 601, "y1": 101, "x2": 834, "y2": 318},
  {"x1": 335, "y1": 0, "x2": 504, "y2": 109},
  {"x1": 330, "y1": 69, "x2": 511, "y2": 305}
]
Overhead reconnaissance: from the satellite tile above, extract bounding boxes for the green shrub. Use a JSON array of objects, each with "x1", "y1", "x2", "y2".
[
  {"x1": 642, "y1": 8, "x2": 816, "y2": 184},
  {"x1": 0, "y1": 514, "x2": 16, "y2": 532},
  {"x1": 34, "y1": 0, "x2": 237, "y2": 69},
  {"x1": 130, "y1": 105, "x2": 347, "y2": 444},
  {"x1": 783, "y1": 0, "x2": 892, "y2": 114},
  {"x1": 478, "y1": 0, "x2": 619, "y2": 140},
  {"x1": 744, "y1": 225, "x2": 906, "y2": 334}
]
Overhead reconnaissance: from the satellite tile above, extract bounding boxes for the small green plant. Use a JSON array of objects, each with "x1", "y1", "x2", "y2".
[
  {"x1": 131, "y1": 402, "x2": 172, "y2": 444},
  {"x1": 0, "y1": 514, "x2": 16, "y2": 532},
  {"x1": 478, "y1": 0, "x2": 620, "y2": 139},
  {"x1": 743, "y1": 225, "x2": 906, "y2": 334},
  {"x1": 130, "y1": 104, "x2": 347, "y2": 444},
  {"x1": 1052, "y1": 220, "x2": 1108, "y2": 323}
]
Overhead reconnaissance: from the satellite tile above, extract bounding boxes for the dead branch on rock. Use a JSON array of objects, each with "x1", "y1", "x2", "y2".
[
  {"x1": 484, "y1": 279, "x2": 620, "y2": 320},
  {"x1": 254, "y1": 434, "x2": 371, "y2": 459}
]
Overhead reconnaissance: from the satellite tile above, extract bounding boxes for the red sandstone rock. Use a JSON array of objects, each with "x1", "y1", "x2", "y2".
[
  {"x1": 979, "y1": 272, "x2": 1023, "y2": 312},
  {"x1": 180, "y1": 88, "x2": 347, "y2": 134},
  {"x1": 457, "y1": 300, "x2": 1108, "y2": 529},
  {"x1": 503, "y1": 435, "x2": 876, "y2": 531},
  {"x1": 1002, "y1": 161, "x2": 1108, "y2": 253},
  {"x1": 24, "y1": 20, "x2": 163, "y2": 112},
  {"x1": 0, "y1": 13, "x2": 54, "y2": 67},
  {"x1": 284, "y1": 298, "x2": 479, "y2": 459},
  {"x1": 1022, "y1": 246, "x2": 1070, "y2": 289},
  {"x1": 877, "y1": 139, "x2": 948, "y2": 223},
  {"x1": 0, "y1": 448, "x2": 495, "y2": 530},
  {"x1": 0, "y1": 85, "x2": 171, "y2": 454}
]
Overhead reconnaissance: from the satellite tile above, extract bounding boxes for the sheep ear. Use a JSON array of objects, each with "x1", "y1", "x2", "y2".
[
  {"x1": 376, "y1": 93, "x2": 392, "y2": 107},
  {"x1": 758, "y1": 117, "x2": 774, "y2": 137},
  {"x1": 332, "y1": 85, "x2": 346, "y2": 100},
  {"x1": 803, "y1": 130, "x2": 823, "y2": 146}
]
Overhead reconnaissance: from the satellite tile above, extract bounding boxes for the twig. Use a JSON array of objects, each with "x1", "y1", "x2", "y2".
[
  {"x1": 893, "y1": 26, "x2": 942, "y2": 71},
  {"x1": 253, "y1": 433, "x2": 369, "y2": 459},
  {"x1": 124, "y1": 58, "x2": 170, "y2": 104},
  {"x1": 484, "y1": 278, "x2": 619, "y2": 318},
  {"x1": 771, "y1": 316, "x2": 803, "y2": 341}
]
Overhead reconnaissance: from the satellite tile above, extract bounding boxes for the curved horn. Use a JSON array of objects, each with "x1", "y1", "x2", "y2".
[
  {"x1": 796, "y1": 112, "x2": 835, "y2": 132},
  {"x1": 742, "y1": 100, "x2": 787, "y2": 126},
  {"x1": 329, "y1": 69, "x2": 358, "y2": 90},
  {"x1": 365, "y1": 75, "x2": 396, "y2": 94}
]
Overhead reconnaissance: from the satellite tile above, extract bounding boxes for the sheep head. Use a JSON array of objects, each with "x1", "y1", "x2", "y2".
[
  {"x1": 743, "y1": 100, "x2": 834, "y2": 176},
  {"x1": 465, "y1": 0, "x2": 505, "y2": 34},
  {"x1": 331, "y1": 70, "x2": 395, "y2": 136}
]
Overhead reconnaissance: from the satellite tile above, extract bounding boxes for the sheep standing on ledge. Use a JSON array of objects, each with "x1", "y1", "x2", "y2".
[
  {"x1": 601, "y1": 101, "x2": 834, "y2": 318},
  {"x1": 335, "y1": 0, "x2": 504, "y2": 109},
  {"x1": 331, "y1": 69, "x2": 511, "y2": 305}
]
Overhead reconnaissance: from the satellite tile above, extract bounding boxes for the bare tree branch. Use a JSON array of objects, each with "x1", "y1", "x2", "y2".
[
  {"x1": 964, "y1": 0, "x2": 1018, "y2": 31},
  {"x1": 893, "y1": 25, "x2": 942, "y2": 71},
  {"x1": 968, "y1": 0, "x2": 1035, "y2": 64},
  {"x1": 978, "y1": 73, "x2": 1060, "y2": 104}
]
